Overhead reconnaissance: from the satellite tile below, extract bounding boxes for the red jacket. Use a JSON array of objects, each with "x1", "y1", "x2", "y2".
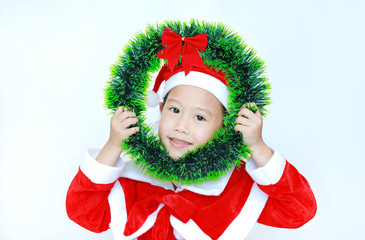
[{"x1": 66, "y1": 148, "x2": 316, "y2": 240}]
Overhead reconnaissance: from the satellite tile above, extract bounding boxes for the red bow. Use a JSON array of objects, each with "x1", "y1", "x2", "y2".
[
  {"x1": 124, "y1": 191, "x2": 197, "y2": 240},
  {"x1": 156, "y1": 28, "x2": 207, "y2": 75}
]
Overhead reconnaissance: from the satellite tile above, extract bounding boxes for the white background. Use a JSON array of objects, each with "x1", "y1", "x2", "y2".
[{"x1": 1, "y1": 0, "x2": 364, "y2": 239}]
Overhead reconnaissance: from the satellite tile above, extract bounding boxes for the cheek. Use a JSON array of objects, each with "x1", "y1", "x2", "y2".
[
  {"x1": 158, "y1": 113, "x2": 170, "y2": 137},
  {"x1": 193, "y1": 119, "x2": 223, "y2": 145},
  {"x1": 193, "y1": 125, "x2": 217, "y2": 145},
  {"x1": 158, "y1": 120, "x2": 165, "y2": 137}
]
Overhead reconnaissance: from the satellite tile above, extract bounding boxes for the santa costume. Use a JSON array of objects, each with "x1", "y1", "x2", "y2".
[{"x1": 66, "y1": 21, "x2": 317, "y2": 240}]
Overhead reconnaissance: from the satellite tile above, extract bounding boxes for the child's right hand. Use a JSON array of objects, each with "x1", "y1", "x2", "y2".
[
  {"x1": 96, "y1": 106, "x2": 139, "y2": 166},
  {"x1": 108, "y1": 106, "x2": 140, "y2": 149}
]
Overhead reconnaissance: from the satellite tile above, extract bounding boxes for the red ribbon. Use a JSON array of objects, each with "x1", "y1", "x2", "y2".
[
  {"x1": 156, "y1": 28, "x2": 208, "y2": 75},
  {"x1": 124, "y1": 191, "x2": 197, "y2": 240}
]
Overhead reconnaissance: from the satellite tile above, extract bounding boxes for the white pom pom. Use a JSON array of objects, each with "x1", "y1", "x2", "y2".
[{"x1": 147, "y1": 90, "x2": 161, "y2": 107}]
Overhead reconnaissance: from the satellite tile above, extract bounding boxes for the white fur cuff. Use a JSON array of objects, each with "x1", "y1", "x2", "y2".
[
  {"x1": 245, "y1": 148, "x2": 286, "y2": 186},
  {"x1": 80, "y1": 148, "x2": 124, "y2": 184}
]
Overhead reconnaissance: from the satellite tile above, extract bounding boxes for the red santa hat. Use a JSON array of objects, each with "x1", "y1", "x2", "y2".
[{"x1": 147, "y1": 28, "x2": 229, "y2": 108}]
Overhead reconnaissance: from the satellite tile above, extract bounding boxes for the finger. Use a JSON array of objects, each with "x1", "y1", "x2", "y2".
[
  {"x1": 117, "y1": 111, "x2": 137, "y2": 122},
  {"x1": 119, "y1": 117, "x2": 138, "y2": 129},
  {"x1": 238, "y1": 107, "x2": 256, "y2": 119},
  {"x1": 114, "y1": 106, "x2": 123, "y2": 114},
  {"x1": 113, "y1": 106, "x2": 125, "y2": 119},
  {"x1": 235, "y1": 116, "x2": 252, "y2": 126},
  {"x1": 246, "y1": 102, "x2": 262, "y2": 116},
  {"x1": 111, "y1": 116, "x2": 137, "y2": 131},
  {"x1": 124, "y1": 127, "x2": 140, "y2": 138},
  {"x1": 234, "y1": 124, "x2": 249, "y2": 134}
]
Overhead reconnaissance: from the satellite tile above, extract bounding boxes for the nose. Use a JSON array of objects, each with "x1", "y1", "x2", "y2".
[{"x1": 174, "y1": 115, "x2": 189, "y2": 134}]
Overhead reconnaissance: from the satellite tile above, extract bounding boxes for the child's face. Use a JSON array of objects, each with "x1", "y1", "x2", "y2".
[{"x1": 159, "y1": 85, "x2": 224, "y2": 159}]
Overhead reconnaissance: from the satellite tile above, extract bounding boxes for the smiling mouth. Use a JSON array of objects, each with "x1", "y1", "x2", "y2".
[{"x1": 169, "y1": 138, "x2": 192, "y2": 148}]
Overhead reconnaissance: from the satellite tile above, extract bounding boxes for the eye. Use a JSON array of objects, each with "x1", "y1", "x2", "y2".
[
  {"x1": 169, "y1": 107, "x2": 180, "y2": 114},
  {"x1": 195, "y1": 115, "x2": 205, "y2": 121}
]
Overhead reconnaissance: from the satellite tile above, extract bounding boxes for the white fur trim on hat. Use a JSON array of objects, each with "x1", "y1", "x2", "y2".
[
  {"x1": 162, "y1": 71, "x2": 229, "y2": 108},
  {"x1": 147, "y1": 90, "x2": 161, "y2": 107}
]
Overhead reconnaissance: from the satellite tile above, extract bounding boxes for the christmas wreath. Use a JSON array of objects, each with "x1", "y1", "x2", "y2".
[{"x1": 104, "y1": 20, "x2": 271, "y2": 184}]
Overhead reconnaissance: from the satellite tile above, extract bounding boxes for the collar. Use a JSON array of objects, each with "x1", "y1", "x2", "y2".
[{"x1": 121, "y1": 155, "x2": 234, "y2": 196}]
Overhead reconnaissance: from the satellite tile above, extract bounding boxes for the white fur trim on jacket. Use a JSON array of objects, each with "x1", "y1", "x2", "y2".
[
  {"x1": 245, "y1": 148, "x2": 286, "y2": 185},
  {"x1": 80, "y1": 148, "x2": 124, "y2": 184}
]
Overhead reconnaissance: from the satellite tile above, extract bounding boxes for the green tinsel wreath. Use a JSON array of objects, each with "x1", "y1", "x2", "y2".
[{"x1": 104, "y1": 20, "x2": 271, "y2": 185}]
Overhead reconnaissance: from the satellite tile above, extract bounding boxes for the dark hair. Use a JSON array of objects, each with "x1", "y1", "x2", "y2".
[{"x1": 162, "y1": 91, "x2": 170, "y2": 105}]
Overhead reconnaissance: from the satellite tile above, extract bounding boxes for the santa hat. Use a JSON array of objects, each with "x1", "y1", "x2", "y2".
[{"x1": 147, "y1": 28, "x2": 229, "y2": 108}]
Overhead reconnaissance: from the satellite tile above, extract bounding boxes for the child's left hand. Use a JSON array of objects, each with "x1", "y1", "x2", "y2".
[
  {"x1": 234, "y1": 103, "x2": 264, "y2": 148},
  {"x1": 234, "y1": 103, "x2": 273, "y2": 166}
]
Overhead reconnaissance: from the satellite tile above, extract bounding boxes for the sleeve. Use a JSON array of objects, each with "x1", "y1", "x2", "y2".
[
  {"x1": 66, "y1": 148, "x2": 125, "y2": 233},
  {"x1": 245, "y1": 149, "x2": 317, "y2": 228}
]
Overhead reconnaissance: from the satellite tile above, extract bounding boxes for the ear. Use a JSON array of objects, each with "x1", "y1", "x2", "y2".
[{"x1": 159, "y1": 102, "x2": 164, "y2": 113}]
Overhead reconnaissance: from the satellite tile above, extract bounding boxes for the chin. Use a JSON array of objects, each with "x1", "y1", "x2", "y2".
[
  {"x1": 167, "y1": 149, "x2": 191, "y2": 160},
  {"x1": 168, "y1": 152, "x2": 184, "y2": 160},
  {"x1": 162, "y1": 141, "x2": 189, "y2": 160}
]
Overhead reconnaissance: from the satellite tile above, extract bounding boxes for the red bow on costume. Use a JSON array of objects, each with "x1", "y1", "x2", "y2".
[
  {"x1": 124, "y1": 191, "x2": 197, "y2": 240},
  {"x1": 156, "y1": 28, "x2": 208, "y2": 75}
]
